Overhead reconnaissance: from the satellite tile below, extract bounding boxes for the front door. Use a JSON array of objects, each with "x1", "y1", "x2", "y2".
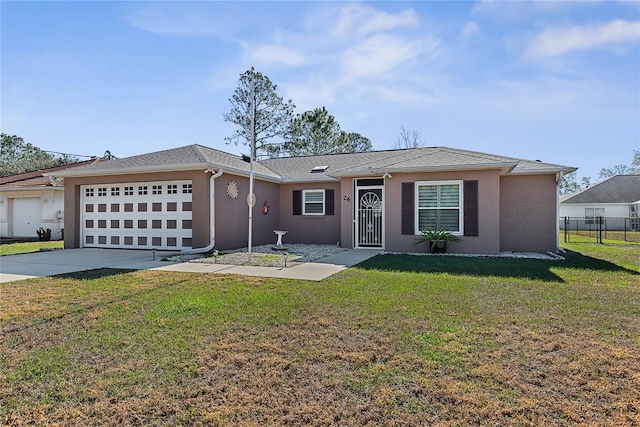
[{"x1": 356, "y1": 187, "x2": 383, "y2": 248}]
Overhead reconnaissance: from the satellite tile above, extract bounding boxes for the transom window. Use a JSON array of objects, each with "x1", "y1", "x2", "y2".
[
  {"x1": 415, "y1": 181, "x2": 463, "y2": 234},
  {"x1": 303, "y1": 190, "x2": 325, "y2": 215}
]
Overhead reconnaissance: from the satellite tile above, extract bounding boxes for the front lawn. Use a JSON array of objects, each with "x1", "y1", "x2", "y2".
[
  {"x1": 0, "y1": 240, "x2": 63, "y2": 256},
  {"x1": 1, "y1": 243, "x2": 638, "y2": 426}
]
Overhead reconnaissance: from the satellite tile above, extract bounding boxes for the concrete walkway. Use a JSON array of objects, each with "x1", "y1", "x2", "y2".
[
  {"x1": 0, "y1": 248, "x2": 381, "y2": 283},
  {"x1": 152, "y1": 249, "x2": 381, "y2": 281}
]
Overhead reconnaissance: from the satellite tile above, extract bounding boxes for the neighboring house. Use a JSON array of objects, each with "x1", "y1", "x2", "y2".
[
  {"x1": 560, "y1": 175, "x2": 640, "y2": 230},
  {"x1": 50, "y1": 144, "x2": 576, "y2": 254},
  {"x1": 0, "y1": 160, "x2": 99, "y2": 239}
]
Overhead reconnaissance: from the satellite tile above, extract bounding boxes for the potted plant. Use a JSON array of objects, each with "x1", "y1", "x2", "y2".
[{"x1": 413, "y1": 228, "x2": 461, "y2": 254}]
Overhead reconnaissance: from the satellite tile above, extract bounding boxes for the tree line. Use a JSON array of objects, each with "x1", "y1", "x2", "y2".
[
  {"x1": 223, "y1": 68, "x2": 427, "y2": 160},
  {"x1": 0, "y1": 133, "x2": 115, "y2": 177},
  {"x1": 223, "y1": 68, "x2": 375, "y2": 160},
  {"x1": 560, "y1": 150, "x2": 640, "y2": 194}
]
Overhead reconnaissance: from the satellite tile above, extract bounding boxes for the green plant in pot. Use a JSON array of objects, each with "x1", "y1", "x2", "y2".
[{"x1": 413, "y1": 228, "x2": 461, "y2": 254}]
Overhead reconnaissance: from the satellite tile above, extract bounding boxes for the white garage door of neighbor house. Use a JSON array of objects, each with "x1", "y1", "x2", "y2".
[
  {"x1": 81, "y1": 181, "x2": 193, "y2": 250},
  {"x1": 12, "y1": 197, "x2": 42, "y2": 237}
]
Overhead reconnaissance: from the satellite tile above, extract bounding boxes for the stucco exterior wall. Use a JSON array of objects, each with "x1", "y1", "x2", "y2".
[
  {"x1": 0, "y1": 189, "x2": 65, "y2": 239},
  {"x1": 63, "y1": 170, "x2": 211, "y2": 249},
  {"x1": 500, "y1": 174, "x2": 558, "y2": 253},
  {"x1": 278, "y1": 182, "x2": 342, "y2": 245},
  {"x1": 213, "y1": 174, "x2": 280, "y2": 250},
  {"x1": 382, "y1": 169, "x2": 502, "y2": 254},
  {"x1": 340, "y1": 178, "x2": 355, "y2": 249}
]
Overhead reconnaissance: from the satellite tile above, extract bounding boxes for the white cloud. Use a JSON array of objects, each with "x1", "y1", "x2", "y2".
[
  {"x1": 526, "y1": 20, "x2": 640, "y2": 57},
  {"x1": 461, "y1": 22, "x2": 480, "y2": 38},
  {"x1": 341, "y1": 35, "x2": 423, "y2": 80},
  {"x1": 126, "y1": 8, "x2": 228, "y2": 38},
  {"x1": 331, "y1": 4, "x2": 419, "y2": 37},
  {"x1": 244, "y1": 43, "x2": 309, "y2": 67}
]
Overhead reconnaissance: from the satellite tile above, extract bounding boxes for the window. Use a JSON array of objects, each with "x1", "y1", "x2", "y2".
[
  {"x1": 111, "y1": 187, "x2": 120, "y2": 196},
  {"x1": 303, "y1": 190, "x2": 325, "y2": 215},
  {"x1": 585, "y1": 208, "x2": 605, "y2": 224},
  {"x1": 167, "y1": 184, "x2": 178, "y2": 194},
  {"x1": 85, "y1": 188, "x2": 94, "y2": 197},
  {"x1": 183, "y1": 183, "x2": 192, "y2": 194},
  {"x1": 152, "y1": 185, "x2": 162, "y2": 195},
  {"x1": 138, "y1": 186, "x2": 148, "y2": 195},
  {"x1": 98, "y1": 187, "x2": 107, "y2": 197},
  {"x1": 293, "y1": 189, "x2": 334, "y2": 216},
  {"x1": 415, "y1": 181, "x2": 463, "y2": 234},
  {"x1": 124, "y1": 186, "x2": 134, "y2": 196}
]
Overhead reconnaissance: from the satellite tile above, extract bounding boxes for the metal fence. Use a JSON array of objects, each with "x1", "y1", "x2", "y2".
[{"x1": 560, "y1": 217, "x2": 640, "y2": 244}]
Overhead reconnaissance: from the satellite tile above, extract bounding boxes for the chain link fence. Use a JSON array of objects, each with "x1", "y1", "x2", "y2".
[{"x1": 560, "y1": 217, "x2": 640, "y2": 244}]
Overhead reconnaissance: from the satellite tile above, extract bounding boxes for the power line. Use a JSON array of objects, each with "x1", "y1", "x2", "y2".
[{"x1": 42, "y1": 150, "x2": 97, "y2": 159}]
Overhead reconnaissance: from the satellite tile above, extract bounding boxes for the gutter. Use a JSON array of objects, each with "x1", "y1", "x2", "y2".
[
  {"x1": 326, "y1": 162, "x2": 518, "y2": 178},
  {"x1": 46, "y1": 163, "x2": 283, "y2": 183},
  {"x1": 556, "y1": 170, "x2": 564, "y2": 253},
  {"x1": 181, "y1": 168, "x2": 224, "y2": 254}
]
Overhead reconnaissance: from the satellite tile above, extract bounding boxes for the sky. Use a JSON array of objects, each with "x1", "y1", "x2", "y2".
[{"x1": 2, "y1": 1, "x2": 639, "y2": 182}]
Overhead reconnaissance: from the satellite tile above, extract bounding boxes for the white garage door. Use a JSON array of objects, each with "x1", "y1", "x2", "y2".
[
  {"x1": 12, "y1": 198, "x2": 42, "y2": 237},
  {"x1": 81, "y1": 180, "x2": 193, "y2": 250}
]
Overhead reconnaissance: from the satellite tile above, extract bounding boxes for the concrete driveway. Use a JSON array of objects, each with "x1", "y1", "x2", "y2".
[
  {"x1": 0, "y1": 248, "x2": 176, "y2": 283},
  {"x1": 0, "y1": 248, "x2": 381, "y2": 283}
]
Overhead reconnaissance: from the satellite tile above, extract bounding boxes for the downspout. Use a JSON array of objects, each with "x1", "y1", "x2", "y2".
[
  {"x1": 181, "y1": 168, "x2": 223, "y2": 254},
  {"x1": 556, "y1": 170, "x2": 564, "y2": 252}
]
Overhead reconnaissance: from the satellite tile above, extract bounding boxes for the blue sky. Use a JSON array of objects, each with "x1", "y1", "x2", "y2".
[{"x1": 2, "y1": 1, "x2": 639, "y2": 181}]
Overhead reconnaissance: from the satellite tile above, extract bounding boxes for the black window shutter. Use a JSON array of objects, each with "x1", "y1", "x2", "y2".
[
  {"x1": 401, "y1": 182, "x2": 414, "y2": 235},
  {"x1": 464, "y1": 180, "x2": 479, "y2": 236},
  {"x1": 293, "y1": 190, "x2": 302, "y2": 215},
  {"x1": 325, "y1": 189, "x2": 335, "y2": 215}
]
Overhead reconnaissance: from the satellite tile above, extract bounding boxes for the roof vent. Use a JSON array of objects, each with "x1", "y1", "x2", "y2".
[
  {"x1": 311, "y1": 165, "x2": 329, "y2": 173},
  {"x1": 241, "y1": 154, "x2": 251, "y2": 163}
]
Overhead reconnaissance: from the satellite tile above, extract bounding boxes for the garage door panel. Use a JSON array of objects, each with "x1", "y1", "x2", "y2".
[
  {"x1": 12, "y1": 198, "x2": 42, "y2": 237},
  {"x1": 81, "y1": 180, "x2": 193, "y2": 250}
]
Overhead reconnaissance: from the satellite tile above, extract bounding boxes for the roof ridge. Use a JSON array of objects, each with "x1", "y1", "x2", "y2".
[{"x1": 191, "y1": 144, "x2": 209, "y2": 164}]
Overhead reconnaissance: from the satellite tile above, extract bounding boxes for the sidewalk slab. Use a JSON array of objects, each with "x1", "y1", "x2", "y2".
[{"x1": 154, "y1": 249, "x2": 382, "y2": 281}]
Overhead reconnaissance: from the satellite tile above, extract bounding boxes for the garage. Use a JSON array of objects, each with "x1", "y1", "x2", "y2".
[
  {"x1": 81, "y1": 180, "x2": 193, "y2": 250},
  {"x1": 11, "y1": 197, "x2": 42, "y2": 237}
]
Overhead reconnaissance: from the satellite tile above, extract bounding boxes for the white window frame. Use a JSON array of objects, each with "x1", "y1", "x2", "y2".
[
  {"x1": 415, "y1": 180, "x2": 463, "y2": 235},
  {"x1": 303, "y1": 189, "x2": 325, "y2": 216},
  {"x1": 585, "y1": 207, "x2": 605, "y2": 224}
]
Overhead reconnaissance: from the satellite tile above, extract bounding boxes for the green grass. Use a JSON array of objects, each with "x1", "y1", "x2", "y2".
[
  {"x1": 1, "y1": 243, "x2": 639, "y2": 426},
  {"x1": 0, "y1": 240, "x2": 63, "y2": 256}
]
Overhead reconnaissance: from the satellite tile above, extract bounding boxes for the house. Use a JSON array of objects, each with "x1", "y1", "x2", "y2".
[
  {"x1": 560, "y1": 175, "x2": 640, "y2": 230},
  {"x1": 0, "y1": 160, "x2": 99, "y2": 239},
  {"x1": 49, "y1": 144, "x2": 576, "y2": 254}
]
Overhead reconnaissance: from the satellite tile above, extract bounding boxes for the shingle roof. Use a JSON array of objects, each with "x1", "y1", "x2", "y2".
[
  {"x1": 561, "y1": 175, "x2": 640, "y2": 204},
  {"x1": 50, "y1": 144, "x2": 575, "y2": 182},
  {"x1": 260, "y1": 146, "x2": 575, "y2": 181},
  {"x1": 50, "y1": 145, "x2": 281, "y2": 180},
  {"x1": 0, "y1": 160, "x2": 100, "y2": 189}
]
